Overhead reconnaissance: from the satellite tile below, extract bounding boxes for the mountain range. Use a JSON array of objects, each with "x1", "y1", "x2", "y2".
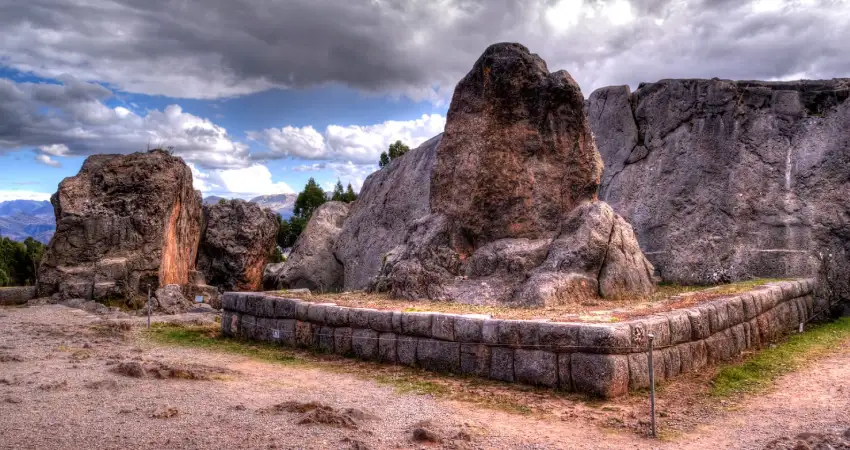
[
  {"x1": 203, "y1": 193, "x2": 298, "y2": 218},
  {"x1": 0, "y1": 200, "x2": 55, "y2": 243}
]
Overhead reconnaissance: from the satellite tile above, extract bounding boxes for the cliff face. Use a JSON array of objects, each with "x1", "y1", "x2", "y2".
[
  {"x1": 589, "y1": 78, "x2": 850, "y2": 284},
  {"x1": 37, "y1": 150, "x2": 203, "y2": 303}
]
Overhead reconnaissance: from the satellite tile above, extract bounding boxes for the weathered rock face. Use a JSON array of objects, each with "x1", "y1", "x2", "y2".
[
  {"x1": 431, "y1": 42, "x2": 603, "y2": 248},
  {"x1": 269, "y1": 201, "x2": 350, "y2": 292},
  {"x1": 334, "y1": 134, "x2": 441, "y2": 289},
  {"x1": 196, "y1": 199, "x2": 278, "y2": 292},
  {"x1": 375, "y1": 43, "x2": 655, "y2": 305},
  {"x1": 37, "y1": 150, "x2": 202, "y2": 304},
  {"x1": 589, "y1": 78, "x2": 850, "y2": 284},
  {"x1": 154, "y1": 284, "x2": 192, "y2": 315}
]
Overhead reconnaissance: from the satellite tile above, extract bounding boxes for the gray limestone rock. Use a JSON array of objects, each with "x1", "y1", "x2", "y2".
[
  {"x1": 513, "y1": 350, "x2": 558, "y2": 387},
  {"x1": 571, "y1": 353, "x2": 630, "y2": 398}
]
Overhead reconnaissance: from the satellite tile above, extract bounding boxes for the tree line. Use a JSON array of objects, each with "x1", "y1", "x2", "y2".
[{"x1": 0, "y1": 237, "x2": 45, "y2": 287}]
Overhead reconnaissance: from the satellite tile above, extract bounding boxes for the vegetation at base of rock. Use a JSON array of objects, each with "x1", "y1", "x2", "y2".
[
  {"x1": 269, "y1": 246, "x2": 286, "y2": 264},
  {"x1": 330, "y1": 180, "x2": 358, "y2": 203},
  {"x1": 378, "y1": 140, "x2": 410, "y2": 168},
  {"x1": 0, "y1": 237, "x2": 45, "y2": 287},
  {"x1": 711, "y1": 317, "x2": 850, "y2": 397},
  {"x1": 276, "y1": 177, "x2": 327, "y2": 248}
]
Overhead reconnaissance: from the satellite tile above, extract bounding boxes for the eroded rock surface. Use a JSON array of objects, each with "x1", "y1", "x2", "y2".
[
  {"x1": 375, "y1": 43, "x2": 655, "y2": 305},
  {"x1": 37, "y1": 150, "x2": 202, "y2": 305},
  {"x1": 270, "y1": 201, "x2": 351, "y2": 292},
  {"x1": 589, "y1": 78, "x2": 850, "y2": 284},
  {"x1": 196, "y1": 199, "x2": 278, "y2": 292}
]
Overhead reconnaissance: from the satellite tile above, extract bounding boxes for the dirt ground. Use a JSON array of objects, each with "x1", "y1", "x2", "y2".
[{"x1": 1, "y1": 304, "x2": 848, "y2": 450}]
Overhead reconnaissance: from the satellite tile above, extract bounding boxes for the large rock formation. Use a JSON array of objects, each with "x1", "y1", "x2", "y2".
[
  {"x1": 37, "y1": 150, "x2": 202, "y2": 304},
  {"x1": 589, "y1": 78, "x2": 850, "y2": 284},
  {"x1": 334, "y1": 134, "x2": 441, "y2": 289},
  {"x1": 196, "y1": 199, "x2": 278, "y2": 292},
  {"x1": 375, "y1": 43, "x2": 655, "y2": 305},
  {"x1": 268, "y1": 201, "x2": 350, "y2": 291}
]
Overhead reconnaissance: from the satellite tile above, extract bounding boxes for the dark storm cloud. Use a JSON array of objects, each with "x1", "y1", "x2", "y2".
[{"x1": 0, "y1": 0, "x2": 847, "y2": 100}]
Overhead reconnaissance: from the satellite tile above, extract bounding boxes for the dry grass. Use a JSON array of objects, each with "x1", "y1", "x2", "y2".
[{"x1": 266, "y1": 278, "x2": 783, "y2": 322}]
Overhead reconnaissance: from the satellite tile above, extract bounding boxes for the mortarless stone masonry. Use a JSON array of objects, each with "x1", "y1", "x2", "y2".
[{"x1": 222, "y1": 279, "x2": 818, "y2": 397}]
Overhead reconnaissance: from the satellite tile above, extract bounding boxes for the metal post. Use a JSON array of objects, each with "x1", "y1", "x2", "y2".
[
  {"x1": 647, "y1": 333, "x2": 656, "y2": 438},
  {"x1": 147, "y1": 284, "x2": 151, "y2": 329}
]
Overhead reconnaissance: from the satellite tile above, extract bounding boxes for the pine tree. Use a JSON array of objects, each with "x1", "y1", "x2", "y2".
[
  {"x1": 330, "y1": 180, "x2": 345, "y2": 201},
  {"x1": 343, "y1": 183, "x2": 358, "y2": 203},
  {"x1": 293, "y1": 177, "x2": 327, "y2": 218},
  {"x1": 379, "y1": 151, "x2": 390, "y2": 168}
]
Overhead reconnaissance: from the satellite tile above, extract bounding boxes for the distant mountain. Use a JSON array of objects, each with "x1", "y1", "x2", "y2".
[
  {"x1": 202, "y1": 195, "x2": 226, "y2": 205},
  {"x1": 0, "y1": 200, "x2": 55, "y2": 244},
  {"x1": 249, "y1": 193, "x2": 298, "y2": 218}
]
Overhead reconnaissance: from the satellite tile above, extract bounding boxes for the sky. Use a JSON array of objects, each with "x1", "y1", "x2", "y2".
[{"x1": 1, "y1": 0, "x2": 848, "y2": 202}]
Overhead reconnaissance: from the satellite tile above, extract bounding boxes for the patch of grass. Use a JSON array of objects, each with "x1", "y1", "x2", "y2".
[{"x1": 711, "y1": 317, "x2": 850, "y2": 397}]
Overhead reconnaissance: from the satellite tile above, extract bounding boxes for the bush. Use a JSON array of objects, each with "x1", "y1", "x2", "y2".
[
  {"x1": 0, "y1": 237, "x2": 44, "y2": 287},
  {"x1": 378, "y1": 140, "x2": 410, "y2": 168}
]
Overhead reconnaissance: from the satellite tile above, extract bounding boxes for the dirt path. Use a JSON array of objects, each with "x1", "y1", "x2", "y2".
[{"x1": 0, "y1": 305, "x2": 848, "y2": 449}]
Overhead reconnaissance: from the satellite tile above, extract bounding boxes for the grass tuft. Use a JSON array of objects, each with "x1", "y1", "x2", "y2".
[{"x1": 711, "y1": 317, "x2": 850, "y2": 397}]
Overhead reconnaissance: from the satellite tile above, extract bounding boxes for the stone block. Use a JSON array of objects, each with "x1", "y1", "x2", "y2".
[
  {"x1": 709, "y1": 301, "x2": 730, "y2": 333},
  {"x1": 740, "y1": 293, "x2": 759, "y2": 320},
  {"x1": 687, "y1": 308, "x2": 711, "y2": 340},
  {"x1": 378, "y1": 333, "x2": 397, "y2": 362},
  {"x1": 513, "y1": 350, "x2": 558, "y2": 387},
  {"x1": 325, "y1": 305, "x2": 350, "y2": 327},
  {"x1": 690, "y1": 340, "x2": 708, "y2": 371},
  {"x1": 571, "y1": 353, "x2": 629, "y2": 398},
  {"x1": 538, "y1": 322, "x2": 580, "y2": 351},
  {"x1": 800, "y1": 279, "x2": 814, "y2": 295},
  {"x1": 62, "y1": 281, "x2": 93, "y2": 300},
  {"x1": 369, "y1": 310, "x2": 394, "y2": 333},
  {"x1": 245, "y1": 294, "x2": 263, "y2": 317},
  {"x1": 797, "y1": 297, "x2": 810, "y2": 322},
  {"x1": 396, "y1": 336, "x2": 418, "y2": 366},
  {"x1": 431, "y1": 314, "x2": 457, "y2": 341},
  {"x1": 782, "y1": 281, "x2": 801, "y2": 300},
  {"x1": 277, "y1": 319, "x2": 296, "y2": 347},
  {"x1": 256, "y1": 317, "x2": 272, "y2": 342},
  {"x1": 489, "y1": 347, "x2": 514, "y2": 382},
  {"x1": 481, "y1": 320, "x2": 499, "y2": 344},
  {"x1": 313, "y1": 326, "x2": 335, "y2": 353},
  {"x1": 241, "y1": 314, "x2": 256, "y2": 340},
  {"x1": 725, "y1": 296, "x2": 745, "y2": 326},
  {"x1": 747, "y1": 318, "x2": 761, "y2": 349},
  {"x1": 229, "y1": 312, "x2": 242, "y2": 337},
  {"x1": 295, "y1": 321, "x2": 313, "y2": 348},
  {"x1": 579, "y1": 324, "x2": 632, "y2": 353},
  {"x1": 756, "y1": 311, "x2": 774, "y2": 343},
  {"x1": 221, "y1": 311, "x2": 232, "y2": 335},
  {"x1": 261, "y1": 296, "x2": 277, "y2": 318},
  {"x1": 296, "y1": 302, "x2": 310, "y2": 321},
  {"x1": 667, "y1": 311, "x2": 692, "y2": 345},
  {"x1": 416, "y1": 339, "x2": 460, "y2": 373},
  {"x1": 705, "y1": 329, "x2": 734, "y2": 364},
  {"x1": 334, "y1": 327, "x2": 353, "y2": 356},
  {"x1": 730, "y1": 324, "x2": 747, "y2": 354},
  {"x1": 644, "y1": 316, "x2": 672, "y2": 347},
  {"x1": 455, "y1": 316, "x2": 486, "y2": 342},
  {"x1": 401, "y1": 312, "x2": 433, "y2": 337},
  {"x1": 235, "y1": 292, "x2": 249, "y2": 312},
  {"x1": 306, "y1": 303, "x2": 329, "y2": 324},
  {"x1": 557, "y1": 353, "x2": 572, "y2": 391},
  {"x1": 391, "y1": 311, "x2": 403, "y2": 333},
  {"x1": 220, "y1": 293, "x2": 237, "y2": 310},
  {"x1": 352, "y1": 329, "x2": 379, "y2": 360},
  {"x1": 678, "y1": 342, "x2": 694, "y2": 373},
  {"x1": 662, "y1": 347, "x2": 681, "y2": 379},
  {"x1": 498, "y1": 320, "x2": 540, "y2": 348},
  {"x1": 627, "y1": 349, "x2": 665, "y2": 390},
  {"x1": 459, "y1": 344, "x2": 490, "y2": 377},
  {"x1": 787, "y1": 299, "x2": 801, "y2": 329},
  {"x1": 350, "y1": 308, "x2": 375, "y2": 329},
  {"x1": 273, "y1": 298, "x2": 300, "y2": 319}
]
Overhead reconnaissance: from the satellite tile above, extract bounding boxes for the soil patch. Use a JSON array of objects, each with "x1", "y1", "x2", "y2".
[
  {"x1": 763, "y1": 428, "x2": 850, "y2": 449},
  {"x1": 258, "y1": 401, "x2": 373, "y2": 429},
  {"x1": 111, "y1": 360, "x2": 233, "y2": 380}
]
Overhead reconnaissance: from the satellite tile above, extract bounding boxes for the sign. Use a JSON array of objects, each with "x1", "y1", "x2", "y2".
[{"x1": 194, "y1": 295, "x2": 205, "y2": 303}]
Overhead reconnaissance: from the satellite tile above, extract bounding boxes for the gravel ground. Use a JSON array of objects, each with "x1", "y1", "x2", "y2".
[{"x1": 0, "y1": 304, "x2": 848, "y2": 449}]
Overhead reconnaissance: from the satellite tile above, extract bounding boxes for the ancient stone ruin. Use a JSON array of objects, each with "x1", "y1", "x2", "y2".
[
  {"x1": 271, "y1": 43, "x2": 656, "y2": 305},
  {"x1": 37, "y1": 150, "x2": 203, "y2": 306},
  {"x1": 589, "y1": 78, "x2": 850, "y2": 284}
]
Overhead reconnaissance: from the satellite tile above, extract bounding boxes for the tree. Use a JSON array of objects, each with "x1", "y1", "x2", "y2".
[
  {"x1": 330, "y1": 180, "x2": 346, "y2": 202},
  {"x1": 379, "y1": 140, "x2": 410, "y2": 168},
  {"x1": 343, "y1": 183, "x2": 358, "y2": 203},
  {"x1": 293, "y1": 177, "x2": 327, "y2": 218},
  {"x1": 379, "y1": 152, "x2": 390, "y2": 168},
  {"x1": 0, "y1": 236, "x2": 44, "y2": 287},
  {"x1": 269, "y1": 246, "x2": 285, "y2": 264}
]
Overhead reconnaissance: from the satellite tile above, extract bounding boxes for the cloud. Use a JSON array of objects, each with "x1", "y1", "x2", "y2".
[
  {"x1": 34, "y1": 153, "x2": 60, "y2": 167},
  {"x1": 250, "y1": 114, "x2": 446, "y2": 164},
  {"x1": 0, "y1": 76, "x2": 250, "y2": 169},
  {"x1": 1, "y1": 0, "x2": 847, "y2": 100},
  {"x1": 0, "y1": 190, "x2": 52, "y2": 202},
  {"x1": 188, "y1": 163, "x2": 295, "y2": 199}
]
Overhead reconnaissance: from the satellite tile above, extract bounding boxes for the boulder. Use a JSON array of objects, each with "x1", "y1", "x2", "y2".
[
  {"x1": 196, "y1": 199, "x2": 278, "y2": 291},
  {"x1": 154, "y1": 284, "x2": 192, "y2": 315},
  {"x1": 334, "y1": 135, "x2": 441, "y2": 290},
  {"x1": 589, "y1": 79, "x2": 850, "y2": 284},
  {"x1": 37, "y1": 150, "x2": 203, "y2": 305},
  {"x1": 269, "y1": 201, "x2": 350, "y2": 292},
  {"x1": 375, "y1": 43, "x2": 655, "y2": 305}
]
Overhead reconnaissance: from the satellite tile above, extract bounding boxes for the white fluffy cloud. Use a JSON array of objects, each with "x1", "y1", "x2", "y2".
[
  {"x1": 34, "y1": 153, "x2": 60, "y2": 167},
  {"x1": 188, "y1": 162, "x2": 294, "y2": 198},
  {"x1": 0, "y1": 190, "x2": 52, "y2": 202},
  {"x1": 291, "y1": 161, "x2": 381, "y2": 192},
  {"x1": 250, "y1": 114, "x2": 446, "y2": 164}
]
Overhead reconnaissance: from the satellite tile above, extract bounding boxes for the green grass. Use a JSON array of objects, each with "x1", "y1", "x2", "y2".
[{"x1": 711, "y1": 316, "x2": 850, "y2": 397}]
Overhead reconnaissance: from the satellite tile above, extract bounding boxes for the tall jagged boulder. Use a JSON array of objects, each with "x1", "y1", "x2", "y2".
[
  {"x1": 196, "y1": 199, "x2": 278, "y2": 292},
  {"x1": 37, "y1": 150, "x2": 202, "y2": 304},
  {"x1": 376, "y1": 43, "x2": 655, "y2": 305},
  {"x1": 589, "y1": 78, "x2": 850, "y2": 284},
  {"x1": 333, "y1": 135, "x2": 441, "y2": 289},
  {"x1": 269, "y1": 201, "x2": 350, "y2": 292}
]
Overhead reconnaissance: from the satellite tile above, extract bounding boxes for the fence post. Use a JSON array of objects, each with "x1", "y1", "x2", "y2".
[{"x1": 647, "y1": 333, "x2": 656, "y2": 438}]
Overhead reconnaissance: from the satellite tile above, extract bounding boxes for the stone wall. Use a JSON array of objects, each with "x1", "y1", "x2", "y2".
[
  {"x1": 0, "y1": 286, "x2": 36, "y2": 306},
  {"x1": 221, "y1": 279, "x2": 818, "y2": 397}
]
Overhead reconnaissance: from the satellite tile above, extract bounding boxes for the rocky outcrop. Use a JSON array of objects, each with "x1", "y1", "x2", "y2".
[
  {"x1": 154, "y1": 284, "x2": 192, "y2": 314},
  {"x1": 334, "y1": 135, "x2": 441, "y2": 289},
  {"x1": 196, "y1": 199, "x2": 278, "y2": 292},
  {"x1": 375, "y1": 43, "x2": 655, "y2": 305},
  {"x1": 589, "y1": 78, "x2": 850, "y2": 284},
  {"x1": 37, "y1": 150, "x2": 202, "y2": 305},
  {"x1": 269, "y1": 201, "x2": 350, "y2": 292}
]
